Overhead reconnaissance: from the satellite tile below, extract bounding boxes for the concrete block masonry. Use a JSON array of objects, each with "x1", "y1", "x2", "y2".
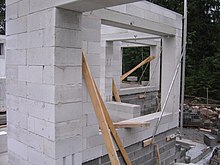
[
  {"x1": 5, "y1": 0, "x2": 182, "y2": 164},
  {"x1": 83, "y1": 128, "x2": 177, "y2": 165}
]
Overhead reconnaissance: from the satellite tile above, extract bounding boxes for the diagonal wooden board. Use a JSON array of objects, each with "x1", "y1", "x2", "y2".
[
  {"x1": 120, "y1": 56, "x2": 155, "y2": 82},
  {"x1": 94, "y1": 83, "x2": 132, "y2": 165},
  {"x1": 112, "y1": 78, "x2": 121, "y2": 102},
  {"x1": 82, "y1": 51, "x2": 120, "y2": 165}
]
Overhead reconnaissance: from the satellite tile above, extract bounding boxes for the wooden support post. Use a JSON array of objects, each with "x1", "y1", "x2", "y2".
[
  {"x1": 82, "y1": 52, "x2": 120, "y2": 165},
  {"x1": 112, "y1": 78, "x2": 121, "y2": 102},
  {"x1": 95, "y1": 83, "x2": 132, "y2": 165},
  {"x1": 120, "y1": 56, "x2": 155, "y2": 82}
]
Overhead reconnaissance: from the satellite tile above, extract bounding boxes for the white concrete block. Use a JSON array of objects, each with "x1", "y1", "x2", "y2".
[
  {"x1": 73, "y1": 152, "x2": 82, "y2": 165},
  {"x1": 82, "y1": 145, "x2": 102, "y2": 162},
  {"x1": 55, "y1": 102, "x2": 82, "y2": 123},
  {"x1": 6, "y1": 34, "x2": 17, "y2": 50},
  {"x1": 6, "y1": 94, "x2": 19, "y2": 111},
  {"x1": 28, "y1": 116, "x2": 55, "y2": 140},
  {"x1": 43, "y1": 138, "x2": 55, "y2": 158},
  {"x1": 17, "y1": 32, "x2": 28, "y2": 49},
  {"x1": 54, "y1": 66, "x2": 82, "y2": 85},
  {"x1": 18, "y1": 66, "x2": 43, "y2": 83},
  {"x1": 55, "y1": 84, "x2": 82, "y2": 104},
  {"x1": 82, "y1": 15, "x2": 100, "y2": 30},
  {"x1": 87, "y1": 42, "x2": 101, "y2": 54},
  {"x1": 43, "y1": 27, "x2": 56, "y2": 47},
  {"x1": 27, "y1": 47, "x2": 54, "y2": 66},
  {"x1": 56, "y1": 8, "x2": 81, "y2": 30},
  {"x1": 127, "y1": 4, "x2": 145, "y2": 18},
  {"x1": 6, "y1": 0, "x2": 19, "y2": 6},
  {"x1": 18, "y1": 0, "x2": 29, "y2": 17},
  {"x1": 8, "y1": 150, "x2": 20, "y2": 165},
  {"x1": 55, "y1": 28, "x2": 82, "y2": 48},
  {"x1": 7, "y1": 16, "x2": 27, "y2": 35},
  {"x1": 28, "y1": 11, "x2": 45, "y2": 32},
  {"x1": 7, "y1": 123, "x2": 28, "y2": 144},
  {"x1": 28, "y1": 147, "x2": 45, "y2": 165},
  {"x1": 55, "y1": 47, "x2": 81, "y2": 66},
  {"x1": 6, "y1": 3, "x2": 18, "y2": 20},
  {"x1": 132, "y1": 1, "x2": 151, "y2": 10},
  {"x1": 21, "y1": 98, "x2": 55, "y2": 122},
  {"x1": 27, "y1": 132, "x2": 44, "y2": 153},
  {"x1": 8, "y1": 138, "x2": 28, "y2": 160},
  {"x1": 6, "y1": 79, "x2": 27, "y2": 97},
  {"x1": 55, "y1": 119, "x2": 82, "y2": 140},
  {"x1": 43, "y1": 66, "x2": 54, "y2": 84},
  {"x1": 27, "y1": 83, "x2": 55, "y2": 103},
  {"x1": 64, "y1": 154, "x2": 73, "y2": 165},
  {"x1": 82, "y1": 28, "x2": 100, "y2": 42},
  {"x1": 82, "y1": 124, "x2": 99, "y2": 138},
  {"x1": 28, "y1": 30, "x2": 43, "y2": 48},
  {"x1": 82, "y1": 102, "x2": 94, "y2": 114},
  {"x1": 30, "y1": 0, "x2": 54, "y2": 13},
  {"x1": 28, "y1": 9, "x2": 55, "y2": 32},
  {"x1": 86, "y1": 134, "x2": 104, "y2": 149},
  {"x1": 6, "y1": 49, "x2": 26, "y2": 65},
  {"x1": 18, "y1": 97, "x2": 29, "y2": 115},
  {"x1": 6, "y1": 72, "x2": 16, "y2": 89},
  {"x1": 55, "y1": 136, "x2": 82, "y2": 159},
  {"x1": 84, "y1": 113, "x2": 98, "y2": 126},
  {"x1": 7, "y1": 109, "x2": 28, "y2": 129},
  {"x1": 108, "y1": 5, "x2": 127, "y2": 13}
]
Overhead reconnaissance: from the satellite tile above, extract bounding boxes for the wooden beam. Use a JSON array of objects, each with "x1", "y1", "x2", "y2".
[
  {"x1": 114, "y1": 121, "x2": 150, "y2": 128},
  {"x1": 112, "y1": 78, "x2": 121, "y2": 102},
  {"x1": 95, "y1": 83, "x2": 132, "y2": 165},
  {"x1": 143, "y1": 138, "x2": 153, "y2": 147},
  {"x1": 120, "y1": 56, "x2": 155, "y2": 82},
  {"x1": 82, "y1": 52, "x2": 120, "y2": 165}
]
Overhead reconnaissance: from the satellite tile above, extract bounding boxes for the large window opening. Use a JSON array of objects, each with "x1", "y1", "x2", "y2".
[{"x1": 122, "y1": 46, "x2": 150, "y2": 84}]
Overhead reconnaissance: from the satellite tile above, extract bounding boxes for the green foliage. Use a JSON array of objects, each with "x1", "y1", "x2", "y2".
[
  {"x1": 0, "y1": 0, "x2": 5, "y2": 35},
  {"x1": 149, "y1": 0, "x2": 220, "y2": 101},
  {"x1": 122, "y1": 47, "x2": 150, "y2": 81}
]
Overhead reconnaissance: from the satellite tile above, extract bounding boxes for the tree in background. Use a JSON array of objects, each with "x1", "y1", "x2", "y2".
[
  {"x1": 0, "y1": 0, "x2": 5, "y2": 35},
  {"x1": 149, "y1": 0, "x2": 220, "y2": 101},
  {"x1": 122, "y1": 47, "x2": 150, "y2": 81}
]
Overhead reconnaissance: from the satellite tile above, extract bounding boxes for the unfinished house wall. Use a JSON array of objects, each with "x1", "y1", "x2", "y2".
[
  {"x1": 6, "y1": 0, "x2": 182, "y2": 165},
  {"x1": 0, "y1": 35, "x2": 6, "y2": 110}
]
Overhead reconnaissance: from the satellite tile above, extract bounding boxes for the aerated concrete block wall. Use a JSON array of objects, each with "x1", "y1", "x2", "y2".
[
  {"x1": 6, "y1": 3, "x2": 83, "y2": 164},
  {"x1": 6, "y1": 0, "x2": 182, "y2": 164}
]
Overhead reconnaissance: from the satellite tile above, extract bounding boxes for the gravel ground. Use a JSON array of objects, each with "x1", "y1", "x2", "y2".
[{"x1": 182, "y1": 128, "x2": 208, "y2": 143}]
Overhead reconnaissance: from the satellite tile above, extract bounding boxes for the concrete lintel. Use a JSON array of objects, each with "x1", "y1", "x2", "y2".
[
  {"x1": 122, "y1": 39, "x2": 160, "y2": 46},
  {"x1": 101, "y1": 26, "x2": 160, "y2": 41},
  {"x1": 95, "y1": 9, "x2": 176, "y2": 36},
  {"x1": 56, "y1": 0, "x2": 140, "y2": 12}
]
